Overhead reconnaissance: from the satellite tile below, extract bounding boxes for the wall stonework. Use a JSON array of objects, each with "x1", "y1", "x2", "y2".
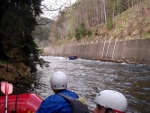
[{"x1": 44, "y1": 38, "x2": 150, "y2": 64}]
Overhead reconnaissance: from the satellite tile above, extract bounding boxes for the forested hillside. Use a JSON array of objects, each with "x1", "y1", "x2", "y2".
[
  {"x1": 33, "y1": 17, "x2": 52, "y2": 47},
  {"x1": 0, "y1": 0, "x2": 149, "y2": 84},
  {"x1": 48, "y1": 0, "x2": 150, "y2": 45}
]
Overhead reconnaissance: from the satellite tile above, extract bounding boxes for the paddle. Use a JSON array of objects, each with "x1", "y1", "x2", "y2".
[{"x1": 1, "y1": 81, "x2": 13, "y2": 113}]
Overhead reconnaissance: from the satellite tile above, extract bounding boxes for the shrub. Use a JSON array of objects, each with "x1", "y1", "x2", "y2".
[{"x1": 75, "y1": 23, "x2": 92, "y2": 41}]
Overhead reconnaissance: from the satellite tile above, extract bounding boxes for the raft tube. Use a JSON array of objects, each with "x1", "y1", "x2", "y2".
[{"x1": 0, "y1": 93, "x2": 42, "y2": 113}]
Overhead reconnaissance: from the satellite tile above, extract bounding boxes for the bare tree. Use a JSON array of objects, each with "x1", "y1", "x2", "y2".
[{"x1": 103, "y1": 0, "x2": 107, "y2": 22}]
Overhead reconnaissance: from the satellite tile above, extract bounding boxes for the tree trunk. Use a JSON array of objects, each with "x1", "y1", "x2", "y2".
[{"x1": 103, "y1": 0, "x2": 107, "y2": 22}]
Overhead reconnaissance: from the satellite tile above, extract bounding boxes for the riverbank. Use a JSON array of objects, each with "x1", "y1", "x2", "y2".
[{"x1": 0, "y1": 62, "x2": 33, "y2": 84}]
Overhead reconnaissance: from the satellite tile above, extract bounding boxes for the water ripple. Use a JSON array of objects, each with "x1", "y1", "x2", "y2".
[{"x1": 31, "y1": 56, "x2": 150, "y2": 113}]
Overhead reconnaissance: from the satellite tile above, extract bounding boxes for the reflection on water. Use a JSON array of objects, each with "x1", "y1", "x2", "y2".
[{"x1": 31, "y1": 56, "x2": 150, "y2": 113}]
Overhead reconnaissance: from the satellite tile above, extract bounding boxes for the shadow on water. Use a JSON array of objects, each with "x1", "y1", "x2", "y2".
[{"x1": 10, "y1": 56, "x2": 150, "y2": 113}]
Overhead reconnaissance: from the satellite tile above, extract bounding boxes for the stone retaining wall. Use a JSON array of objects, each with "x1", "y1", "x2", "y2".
[{"x1": 44, "y1": 38, "x2": 150, "y2": 64}]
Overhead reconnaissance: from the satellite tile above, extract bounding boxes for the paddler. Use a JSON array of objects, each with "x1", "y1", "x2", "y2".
[
  {"x1": 36, "y1": 71, "x2": 79, "y2": 113},
  {"x1": 93, "y1": 90, "x2": 128, "y2": 113}
]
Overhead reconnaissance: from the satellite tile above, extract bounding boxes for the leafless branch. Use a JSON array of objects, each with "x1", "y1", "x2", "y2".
[{"x1": 41, "y1": 0, "x2": 68, "y2": 12}]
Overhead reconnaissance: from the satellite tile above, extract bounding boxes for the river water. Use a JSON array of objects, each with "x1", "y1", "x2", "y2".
[{"x1": 31, "y1": 56, "x2": 150, "y2": 113}]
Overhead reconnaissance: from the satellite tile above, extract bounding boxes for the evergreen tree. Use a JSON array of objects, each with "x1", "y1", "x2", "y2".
[{"x1": 0, "y1": 0, "x2": 42, "y2": 72}]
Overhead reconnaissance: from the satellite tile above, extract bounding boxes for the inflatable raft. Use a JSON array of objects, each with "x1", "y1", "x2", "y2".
[
  {"x1": 0, "y1": 93, "x2": 42, "y2": 113},
  {"x1": 68, "y1": 56, "x2": 78, "y2": 60},
  {"x1": 0, "y1": 81, "x2": 42, "y2": 113}
]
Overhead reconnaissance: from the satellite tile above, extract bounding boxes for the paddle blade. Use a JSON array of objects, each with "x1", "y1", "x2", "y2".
[{"x1": 1, "y1": 81, "x2": 13, "y2": 95}]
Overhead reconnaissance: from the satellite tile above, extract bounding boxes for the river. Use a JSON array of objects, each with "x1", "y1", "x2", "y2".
[{"x1": 30, "y1": 56, "x2": 150, "y2": 113}]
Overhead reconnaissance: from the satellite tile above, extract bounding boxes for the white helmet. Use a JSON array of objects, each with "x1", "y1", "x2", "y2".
[
  {"x1": 50, "y1": 71, "x2": 67, "y2": 90},
  {"x1": 95, "y1": 90, "x2": 127, "y2": 113}
]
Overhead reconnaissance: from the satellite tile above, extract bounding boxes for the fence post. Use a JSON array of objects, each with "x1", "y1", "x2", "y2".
[
  {"x1": 106, "y1": 39, "x2": 111, "y2": 58},
  {"x1": 111, "y1": 38, "x2": 118, "y2": 59},
  {"x1": 101, "y1": 39, "x2": 106, "y2": 59}
]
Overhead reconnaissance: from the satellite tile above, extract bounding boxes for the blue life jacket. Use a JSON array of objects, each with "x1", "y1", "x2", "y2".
[{"x1": 36, "y1": 89, "x2": 78, "y2": 113}]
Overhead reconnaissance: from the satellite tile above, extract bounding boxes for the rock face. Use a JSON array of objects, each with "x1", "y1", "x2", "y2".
[{"x1": 44, "y1": 38, "x2": 150, "y2": 65}]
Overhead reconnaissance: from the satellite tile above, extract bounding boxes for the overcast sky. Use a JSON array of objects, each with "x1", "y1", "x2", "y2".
[{"x1": 41, "y1": 0, "x2": 77, "y2": 19}]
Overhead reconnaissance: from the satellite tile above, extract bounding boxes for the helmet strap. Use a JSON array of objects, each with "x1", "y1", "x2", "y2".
[
  {"x1": 113, "y1": 109, "x2": 125, "y2": 113},
  {"x1": 105, "y1": 108, "x2": 113, "y2": 113}
]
